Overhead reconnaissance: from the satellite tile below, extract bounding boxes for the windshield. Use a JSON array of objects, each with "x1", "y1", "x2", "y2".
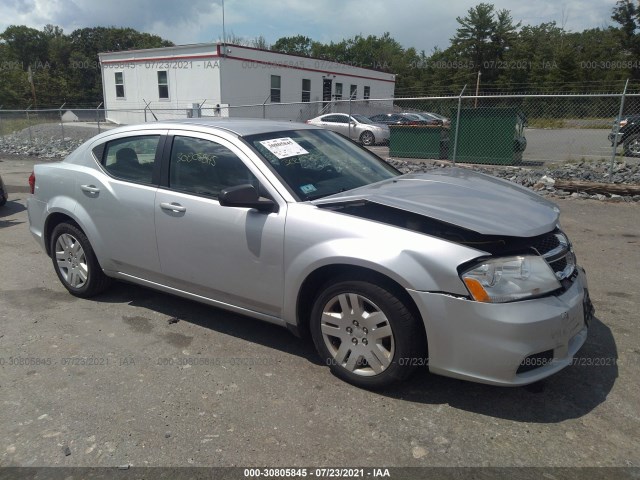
[
  {"x1": 351, "y1": 114, "x2": 374, "y2": 125},
  {"x1": 244, "y1": 129, "x2": 400, "y2": 201}
]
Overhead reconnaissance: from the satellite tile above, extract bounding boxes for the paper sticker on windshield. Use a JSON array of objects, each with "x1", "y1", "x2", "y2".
[
  {"x1": 259, "y1": 137, "x2": 309, "y2": 159},
  {"x1": 300, "y1": 184, "x2": 317, "y2": 194}
]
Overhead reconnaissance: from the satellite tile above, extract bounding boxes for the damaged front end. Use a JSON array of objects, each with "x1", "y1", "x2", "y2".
[{"x1": 316, "y1": 199, "x2": 578, "y2": 301}]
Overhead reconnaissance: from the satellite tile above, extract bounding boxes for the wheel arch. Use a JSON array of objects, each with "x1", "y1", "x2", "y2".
[
  {"x1": 294, "y1": 264, "x2": 426, "y2": 344},
  {"x1": 44, "y1": 212, "x2": 81, "y2": 257}
]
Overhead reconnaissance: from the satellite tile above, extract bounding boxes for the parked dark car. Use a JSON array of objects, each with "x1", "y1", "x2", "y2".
[
  {"x1": 608, "y1": 114, "x2": 640, "y2": 157},
  {"x1": 418, "y1": 112, "x2": 451, "y2": 127},
  {"x1": 0, "y1": 174, "x2": 7, "y2": 206},
  {"x1": 368, "y1": 113, "x2": 429, "y2": 126}
]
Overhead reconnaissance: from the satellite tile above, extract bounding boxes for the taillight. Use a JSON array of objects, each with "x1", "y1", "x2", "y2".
[{"x1": 28, "y1": 171, "x2": 35, "y2": 194}]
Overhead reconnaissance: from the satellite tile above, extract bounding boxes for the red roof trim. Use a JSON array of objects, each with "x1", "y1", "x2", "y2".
[{"x1": 223, "y1": 54, "x2": 395, "y2": 83}]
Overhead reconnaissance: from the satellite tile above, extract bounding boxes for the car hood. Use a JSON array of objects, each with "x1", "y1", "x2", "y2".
[{"x1": 312, "y1": 169, "x2": 560, "y2": 237}]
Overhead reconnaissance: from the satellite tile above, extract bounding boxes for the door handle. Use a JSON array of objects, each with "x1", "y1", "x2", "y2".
[
  {"x1": 160, "y1": 202, "x2": 186, "y2": 213},
  {"x1": 80, "y1": 184, "x2": 100, "y2": 194}
]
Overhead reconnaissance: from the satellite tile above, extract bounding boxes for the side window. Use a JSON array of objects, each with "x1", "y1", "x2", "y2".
[
  {"x1": 270, "y1": 75, "x2": 281, "y2": 103},
  {"x1": 169, "y1": 136, "x2": 258, "y2": 199},
  {"x1": 115, "y1": 72, "x2": 125, "y2": 98},
  {"x1": 102, "y1": 135, "x2": 160, "y2": 184},
  {"x1": 157, "y1": 71, "x2": 169, "y2": 99},
  {"x1": 324, "y1": 115, "x2": 347, "y2": 124}
]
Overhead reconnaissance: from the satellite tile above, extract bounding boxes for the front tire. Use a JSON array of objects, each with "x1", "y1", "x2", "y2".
[
  {"x1": 310, "y1": 278, "x2": 425, "y2": 389},
  {"x1": 623, "y1": 134, "x2": 640, "y2": 157},
  {"x1": 360, "y1": 131, "x2": 375, "y2": 146},
  {"x1": 50, "y1": 222, "x2": 111, "y2": 298}
]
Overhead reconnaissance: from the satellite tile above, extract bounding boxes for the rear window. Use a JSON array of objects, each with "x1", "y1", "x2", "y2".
[{"x1": 99, "y1": 136, "x2": 160, "y2": 184}]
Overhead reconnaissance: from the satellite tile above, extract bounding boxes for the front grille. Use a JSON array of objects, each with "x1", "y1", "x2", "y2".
[
  {"x1": 531, "y1": 230, "x2": 575, "y2": 281},
  {"x1": 532, "y1": 233, "x2": 560, "y2": 255}
]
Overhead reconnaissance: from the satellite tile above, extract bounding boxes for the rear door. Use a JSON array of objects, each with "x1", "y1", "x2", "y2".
[
  {"x1": 74, "y1": 131, "x2": 166, "y2": 280},
  {"x1": 322, "y1": 114, "x2": 350, "y2": 137},
  {"x1": 154, "y1": 131, "x2": 286, "y2": 317}
]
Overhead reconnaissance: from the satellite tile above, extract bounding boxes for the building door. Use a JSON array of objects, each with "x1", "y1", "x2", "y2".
[{"x1": 323, "y1": 79, "x2": 333, "y2": 106}]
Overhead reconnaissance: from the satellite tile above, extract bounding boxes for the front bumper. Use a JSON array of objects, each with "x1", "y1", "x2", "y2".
[{"x1": 408, "y1": 268, "x2": 592, "y2": 386}]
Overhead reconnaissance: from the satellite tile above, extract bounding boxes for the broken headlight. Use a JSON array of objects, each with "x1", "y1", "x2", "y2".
[{"x1": 461, "y1": 255, "x2": 561, "y2": 303}]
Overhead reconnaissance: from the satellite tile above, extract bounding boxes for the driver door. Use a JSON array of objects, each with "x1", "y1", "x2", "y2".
[{"x1": 154, "y1": 132, "x2": 286, "y2": 317}]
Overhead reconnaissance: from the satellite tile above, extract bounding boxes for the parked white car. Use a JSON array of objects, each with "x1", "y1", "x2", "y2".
[{"x1": 306, "y1": 113, "x2": 389, "y2": 146}]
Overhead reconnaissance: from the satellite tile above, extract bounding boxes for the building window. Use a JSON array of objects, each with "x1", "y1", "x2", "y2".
[
  {"x1": 158, "y1": 71, "x2": 169, "y2": 99},
  {"x1": 271, "y1": 75, "x2": 281, "y2": 102},
  {"x1": 302, "y1": 79, "x2": 311, "y2": 102},
  {"x1": 334, "y1": 83, "x2": 343, "y2": 100},
  {"x1": 115, "y1": 72, "x2": 125, "y2": 98},
  {"x1": 364, "y1": 86, "x2": 370, "y2": 100},
  {"x1": 350, "y1": 84, "x2": 357, "y2": 99}
]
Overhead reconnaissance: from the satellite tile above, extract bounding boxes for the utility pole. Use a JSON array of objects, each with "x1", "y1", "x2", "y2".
[
  {"x1": 222, "y1": 0, "x2": 226, "y2": 57},
  {"x1": 28, "y1": 66, "x2": 37, "y2": 109}
]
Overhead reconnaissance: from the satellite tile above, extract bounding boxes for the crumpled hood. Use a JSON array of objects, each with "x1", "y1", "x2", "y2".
[{"x1": 313, "y1": 168, "x2": 560, "y2": 237}]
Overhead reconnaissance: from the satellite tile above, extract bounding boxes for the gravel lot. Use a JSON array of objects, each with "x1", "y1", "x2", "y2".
[{"x1": 0, "y1": 155, "x2": 639, "y2": 471}]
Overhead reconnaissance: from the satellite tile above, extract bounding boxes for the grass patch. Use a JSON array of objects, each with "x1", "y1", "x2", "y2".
[
  {"x1": 0, "y1": 115, "x2": 59, "y2": 136},
  {"x1": 527, "y1": 117, "x2": 613, "y2": 130},
  {"x1": 528, "y1": 118, "x2": 565, "y2": 129}
]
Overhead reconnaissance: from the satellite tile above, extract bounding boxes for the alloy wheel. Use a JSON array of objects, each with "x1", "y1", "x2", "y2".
[
  {"x1": 320, "y1": 293, "x2": 395, "y2": 376},
  {"x1": 55, "y1": 233, "x2": 88, "y2": 288}
]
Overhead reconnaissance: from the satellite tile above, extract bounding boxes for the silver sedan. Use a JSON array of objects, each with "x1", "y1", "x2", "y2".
[
  {"x1": 306, "y1": 113, "x2": 389, "y2": 145},
  {"x1": 27, "y1": 118, "x2": 593, "y2": 389}
]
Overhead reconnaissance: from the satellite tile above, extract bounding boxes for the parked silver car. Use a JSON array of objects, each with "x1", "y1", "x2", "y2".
[
  {"x1": 27, "y1": 119, "x2": 593, "y2": 388},
  {"x1": 305, "y1": 113, "x2": 389, "y2": 145}
]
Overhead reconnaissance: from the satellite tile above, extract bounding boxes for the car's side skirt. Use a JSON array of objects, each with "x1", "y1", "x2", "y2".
[{"x1": 108, "y1": 271, "x2": 288, "y2": 327}]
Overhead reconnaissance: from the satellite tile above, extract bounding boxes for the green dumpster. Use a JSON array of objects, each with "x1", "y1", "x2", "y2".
[
  {"x1": 448, "y1": 107, "x2": 527, "y2": 165},
  {"x1": 389, "y1": 125, "x2": 448, "y2": 159}
]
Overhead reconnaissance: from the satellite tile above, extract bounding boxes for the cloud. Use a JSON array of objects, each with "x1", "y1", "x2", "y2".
[{"x1": 0, "y1": 0, "x2": 618, "y2": 52}]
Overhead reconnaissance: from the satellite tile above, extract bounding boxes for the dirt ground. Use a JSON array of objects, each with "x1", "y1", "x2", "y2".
[{"x1": 0, "y1": 155, "x2": 639, "y2": 472}]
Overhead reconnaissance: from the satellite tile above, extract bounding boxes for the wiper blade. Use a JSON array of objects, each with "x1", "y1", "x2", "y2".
[{"x1": 306, "y1": 188, "x2": 349, "y2": 201}]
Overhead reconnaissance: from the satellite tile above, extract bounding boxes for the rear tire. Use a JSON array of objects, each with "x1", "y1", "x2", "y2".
[
  {"x1": 310, "y1": 277, "x2": 425, "y2": 389},
  {"x1": 50, "y1": 222, "x2": 112, "y2": 298}
]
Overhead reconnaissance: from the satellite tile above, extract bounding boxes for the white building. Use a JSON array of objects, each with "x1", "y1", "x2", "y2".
[{"x1": 98, "y1": 43, "x2": 396, "y2": 125}]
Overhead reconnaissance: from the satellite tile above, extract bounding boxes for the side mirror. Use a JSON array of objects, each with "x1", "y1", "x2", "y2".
[{"x1": 219, "y1": 184, "x2": 277, "y2": 212}]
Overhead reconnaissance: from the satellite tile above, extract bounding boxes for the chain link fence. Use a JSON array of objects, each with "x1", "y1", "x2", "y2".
[{"x1": 1, "y1": 93, "x2": 636, "y2": 168}]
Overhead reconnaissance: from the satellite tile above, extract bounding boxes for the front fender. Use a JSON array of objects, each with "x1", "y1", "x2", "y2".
[{"x1": 281, "y1": 204, "x2": 483, "y2": 325}]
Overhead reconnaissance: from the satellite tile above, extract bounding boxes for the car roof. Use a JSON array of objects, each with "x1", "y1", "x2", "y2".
[{"x1": 106, "y1": 118, "x2": 318, "y2": 137}]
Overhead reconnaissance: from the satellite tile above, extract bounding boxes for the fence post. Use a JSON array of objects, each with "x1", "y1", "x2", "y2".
[
  {"x1": 609, "y1": 79, "x2": 629, "y2": 181},
  {"x1": 96, "y1": 102, "x2": 103, "y2": 134},
  {"x1": 26, "y1": 105, "x2": 33, "y2": 144},
  {"x1": 262, "y1": 94, "x2": 271, "y2": 119},
  {"x1": 451, "y1": 84, "x2": 467, "y2": 164},
  {"x1": 59, "y1": 103, "x2": 66, "y2": 143},
  {"x1": 348, "y1": 95, "x2": 352, "y2": 139},
  {"x1": 0, "y1": 105, "x2": 3, "y2": 145}
]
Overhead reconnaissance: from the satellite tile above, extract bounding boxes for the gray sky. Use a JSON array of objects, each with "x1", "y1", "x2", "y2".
[{"x1": 0, "y1": 0, "x2": 618, "y2": 52}]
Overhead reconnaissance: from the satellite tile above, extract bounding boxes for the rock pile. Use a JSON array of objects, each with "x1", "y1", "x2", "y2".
[{"x1": 387, "y1": 159, "x2": 640, "y2": 203}]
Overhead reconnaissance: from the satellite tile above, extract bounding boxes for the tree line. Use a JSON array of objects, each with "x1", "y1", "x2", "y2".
[{"x1": 1, "y1": 1, "x2": 639, "y2": 108}]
